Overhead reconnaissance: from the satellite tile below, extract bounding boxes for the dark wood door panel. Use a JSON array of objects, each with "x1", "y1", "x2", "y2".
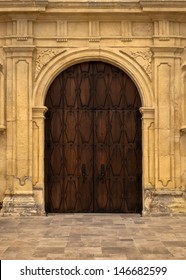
[{"x1": 45, "y1": 61, "x2": 142, "y2": 213}]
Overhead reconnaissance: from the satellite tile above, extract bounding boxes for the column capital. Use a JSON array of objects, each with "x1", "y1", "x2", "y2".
[
  {"x1": 151, "y1": 46, "x2": 184, "y2": 58},
  {"x1": 32, "y1": 106, "x2": 48, "y2": 119},
  {"x1": 3, "y1": 46, "x2": 36, "y2": 57},
  {"x1": 139, "y1": 107, "x2": 155, "y2": 119}
]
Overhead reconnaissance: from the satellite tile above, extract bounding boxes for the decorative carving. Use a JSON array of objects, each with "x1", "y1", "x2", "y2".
[
  {"x1": 130, "y1": 50, "x2": 152, "y2": 79},
  {"x1": 16, "y1": 176, "x2": 29, "y2": 186},
  {"x1": 17, "y1": 37, "x2": 28, "y2": 41},
  {"x1": 35, "y1": 49, "x2": 66, "y2": 79},
  {"x1": 89, "y1": 37, "x2": 100, "y2": 42},
  {"x1": 121, "y1": 37, "x2": 132, "y2": 42},
  {"x1": 121, "y1": 49, "x2": 152, "y2": 79},
  {"x1": 158, "y1": 37, "x2": 170, "y2": 41},
  {"x1": 56, "y1": 38, "x2": 68, "y2": 42}
]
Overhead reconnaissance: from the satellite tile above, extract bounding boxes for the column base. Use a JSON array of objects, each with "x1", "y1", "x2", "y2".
[
  {"x1": 143, "y1": 188, "x2": 186, "y2": 216},
  {"x1": 1, "y1": 194, "x2": 45, "y2": 216}
]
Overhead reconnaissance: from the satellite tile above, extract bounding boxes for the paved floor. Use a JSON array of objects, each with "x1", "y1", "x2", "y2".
[{"x1": 0, "y1": 214, "x2": 186, "y2": 260}]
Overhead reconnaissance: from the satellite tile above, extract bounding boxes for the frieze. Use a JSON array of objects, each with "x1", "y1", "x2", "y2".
[
  {"x1": 35, "y1": 48, "x2": 66, "y2": 79},
  {"x1": 132, "y1": 22, "x2": 153, "y2": 37},
  {"x1": 120, "y1": 49, "x2": 152, "y2": 79}
]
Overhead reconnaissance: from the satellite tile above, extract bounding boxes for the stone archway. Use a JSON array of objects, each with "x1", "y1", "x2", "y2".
[{"x1": 32, "y1": 48, "x2": 154, "y2": 214}]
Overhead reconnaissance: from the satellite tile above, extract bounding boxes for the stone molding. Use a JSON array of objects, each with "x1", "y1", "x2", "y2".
[{"x1": 140, "y1": 107, "x2": 155, "y2": 119}]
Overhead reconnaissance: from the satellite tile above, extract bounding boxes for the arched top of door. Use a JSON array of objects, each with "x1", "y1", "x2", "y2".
[{"x1": 33, "y1": 48, "x2": 154, "y2": 108}]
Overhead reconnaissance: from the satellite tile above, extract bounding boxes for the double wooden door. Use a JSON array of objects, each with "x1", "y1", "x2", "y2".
[{"x1": 45, "y1": 62, "x2": 142, "y2": 213}]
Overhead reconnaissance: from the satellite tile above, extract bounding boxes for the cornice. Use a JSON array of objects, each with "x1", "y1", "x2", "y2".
[
  {"x1": 0, "y1": 1, "x2": 48, "y2": 12},
  {"x1": 141, "y1": 0, "x2": 186, "y2": 12},
  {"x1": 0, "y1": 1, "x2": 186, "y2": 14},
  {"x1": 45, "y1": 0, "x2": 186, "y2": 13},
  {"x1": 151, "y1": 46, "x2": 184, "y2": 57},
  {"x1": 3, "y1": 46, "x2": 36, "y2": 52}
]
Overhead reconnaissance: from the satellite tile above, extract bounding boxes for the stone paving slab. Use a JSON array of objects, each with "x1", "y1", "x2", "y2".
[{"x1": 0, "y1": 214, "x2": 186, "y2": 260}]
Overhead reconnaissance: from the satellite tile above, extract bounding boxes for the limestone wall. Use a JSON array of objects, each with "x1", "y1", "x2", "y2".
[{"x1": 0, "y1": 0, "x2": 186, "y2": 215}]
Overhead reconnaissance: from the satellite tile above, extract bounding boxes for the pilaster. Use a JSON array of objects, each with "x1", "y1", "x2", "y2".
[
  {"x1": 1, "y1": 45, "x2": 40, "y2": 215},
  {"x1": 142, "y1": 46, "x2": 186, "y2": 215},
  {"x1": 152, "y1": 47, "x2": 183, "y2": 190},
  {"x1": 32, "y1": 106, "x2": 48, "y2": 213},
  {"x1": 140, "y1": 107, "x2": 155, "y2": 214}
]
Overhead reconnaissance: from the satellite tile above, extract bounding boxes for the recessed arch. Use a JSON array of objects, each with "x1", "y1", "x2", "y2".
[
  {"x1": 33, "y1": 48, "x2": 154, "y2": 108},
  {"x1": 44, "y1": 60, "x2": 142, "y2": 213},
  {"x1": 32, "y1": 48, "x2": 154, "y2": 214}
]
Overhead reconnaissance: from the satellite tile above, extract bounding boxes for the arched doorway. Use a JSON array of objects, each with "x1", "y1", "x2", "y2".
[{"x1": 44, "y1": 61, "x2": 142, "y2": 213}]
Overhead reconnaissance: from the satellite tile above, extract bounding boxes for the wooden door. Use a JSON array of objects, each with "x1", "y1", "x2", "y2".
[{"x1": 45, "y1": 62, "x2": 142, "y2": 213}]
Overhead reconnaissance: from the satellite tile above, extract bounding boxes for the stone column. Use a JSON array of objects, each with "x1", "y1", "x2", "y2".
[
  {"x1": 32, "y1": 106, "x2": 48, "y2": 214},
  {"x1": 2, "y1": 46, "x2": 39, "y2": 215},
  {"x1": 140, "y1": 107, "x2": 155, "y2": 215}
]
